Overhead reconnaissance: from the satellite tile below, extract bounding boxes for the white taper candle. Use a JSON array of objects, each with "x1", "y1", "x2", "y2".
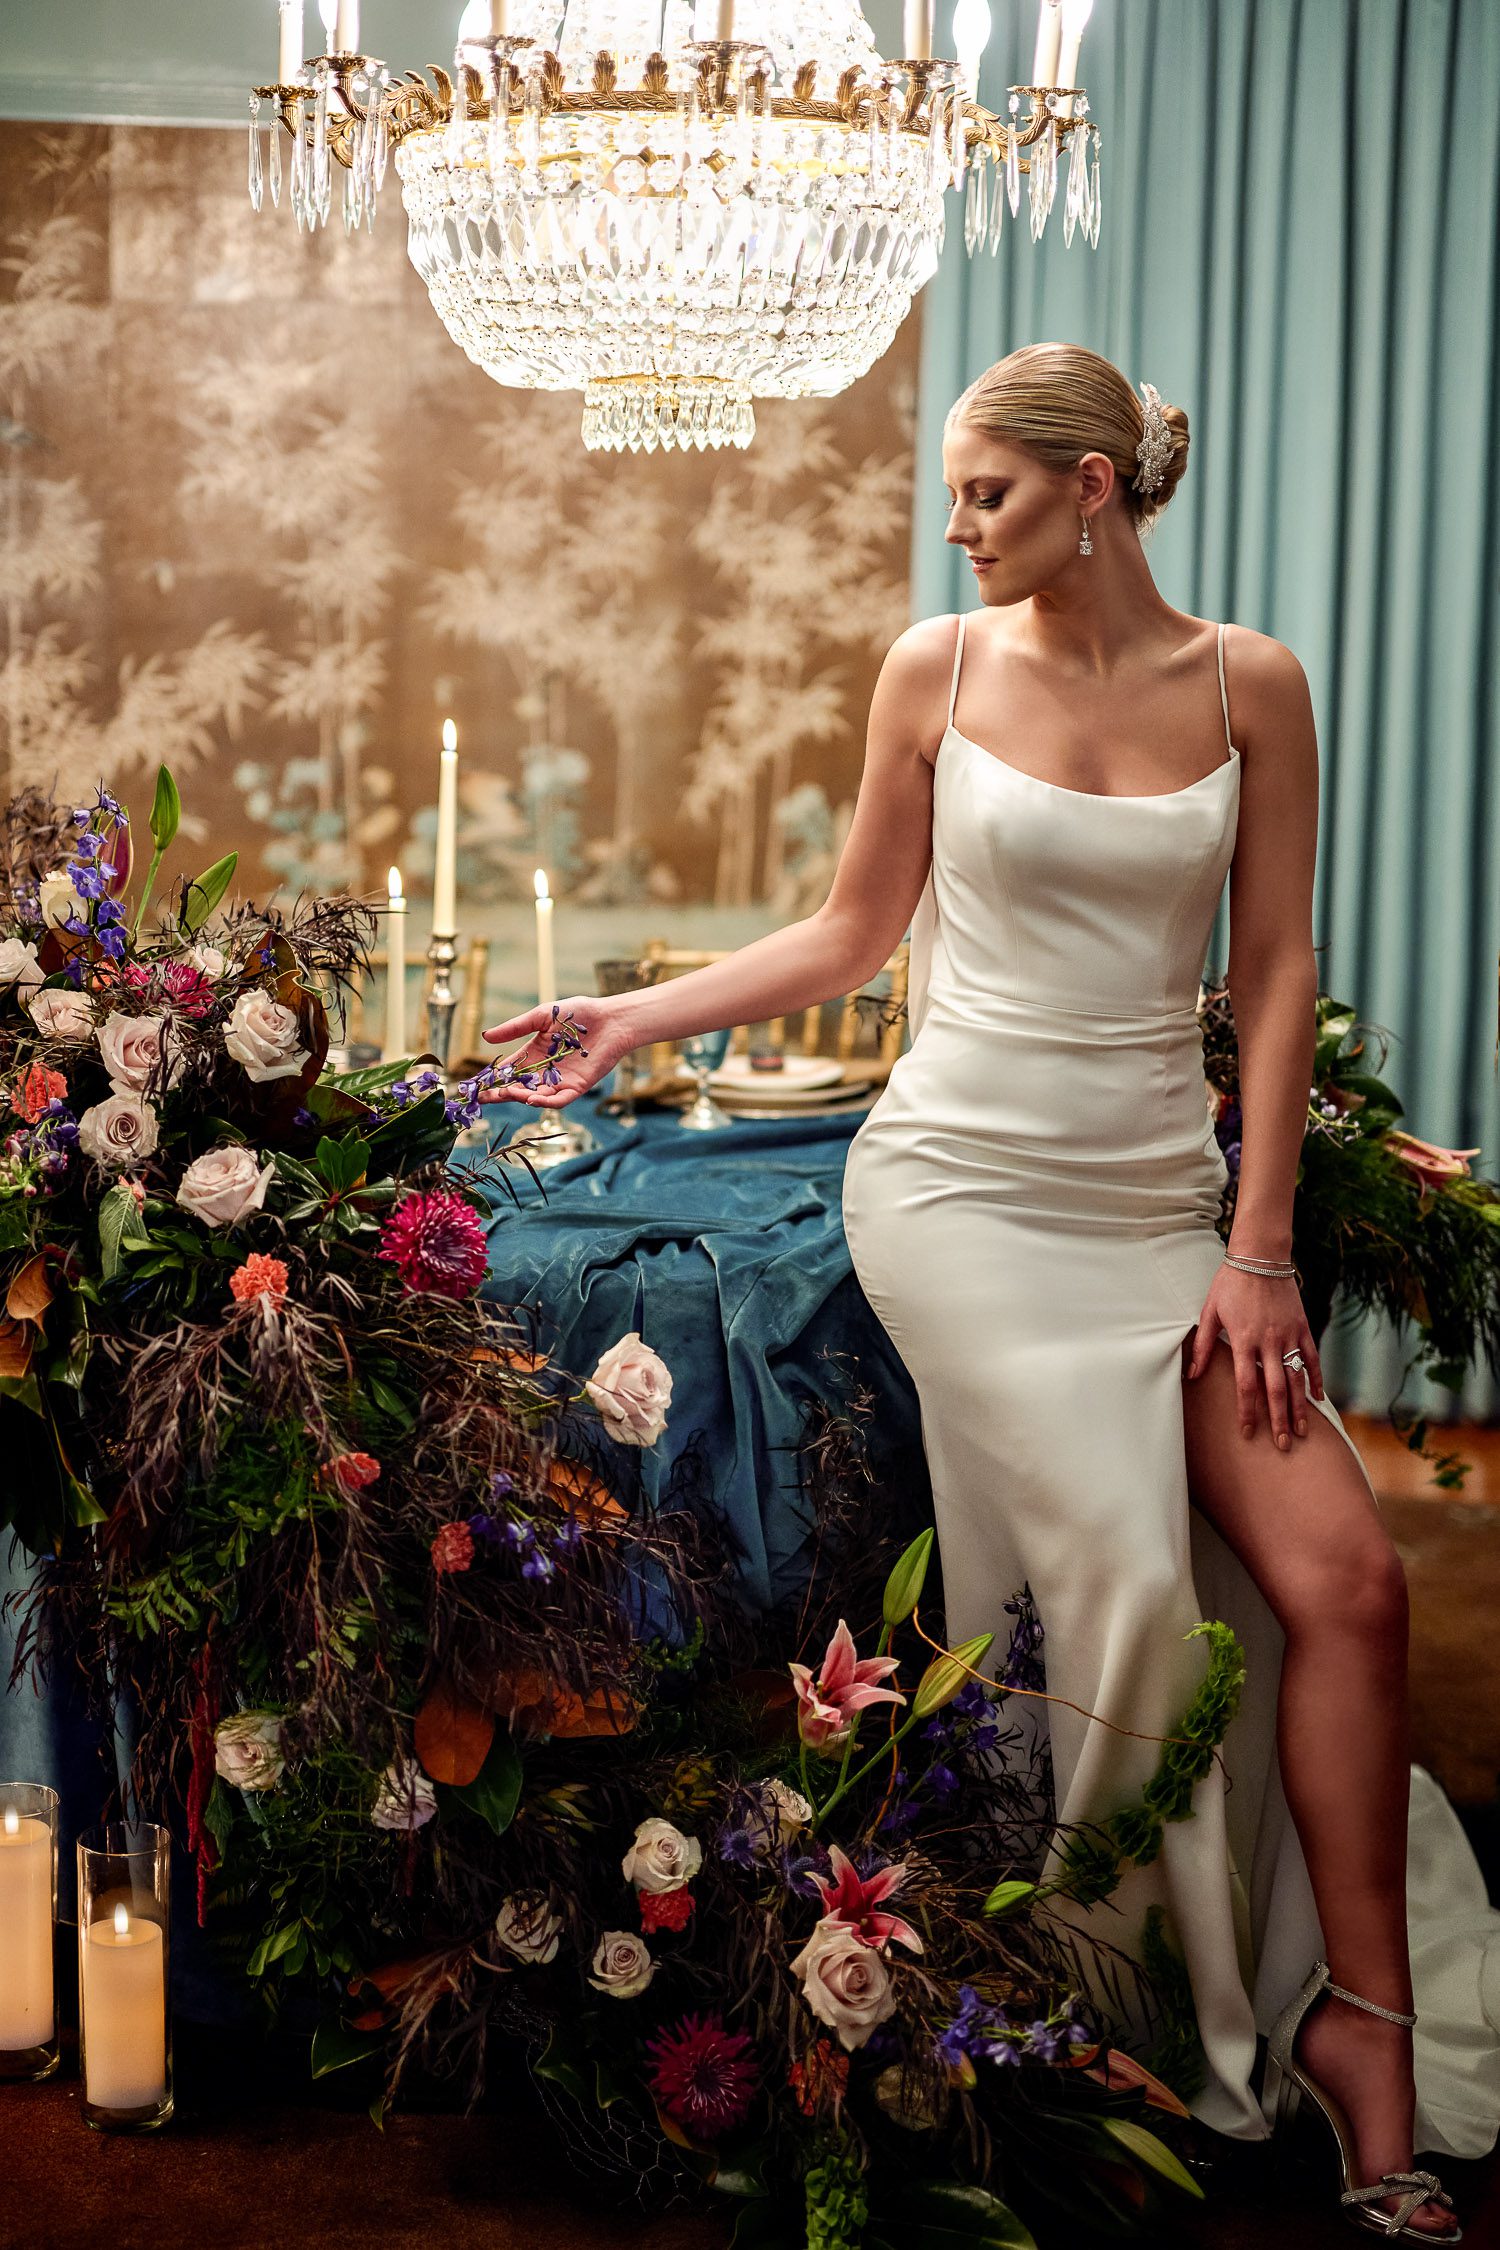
[
  {"x1": 1032, "y1": 0, "x2": 1062, "y2": 87},
  {"x1": 433, "y1": 721, "x2": 459, "y2": 939},
  {"x1": 383, "y1": 868, "x2": 406, "y2": 1062},
  {"x1": 534, "y1": 869, "x2": 555, "y2": 1009}
]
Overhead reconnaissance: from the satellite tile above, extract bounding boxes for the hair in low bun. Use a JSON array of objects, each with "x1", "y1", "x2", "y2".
[{"x1": 947, "y1": 343, "x2": 1190, "y2": 533}]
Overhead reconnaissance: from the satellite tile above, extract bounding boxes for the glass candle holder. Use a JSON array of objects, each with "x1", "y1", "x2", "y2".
[
  {"x1": 0, "y1": 1783, "x2": 60, "y2": 2082},
  {"x1": 77, "y1": 1823, "x2": 173, "y2": 2132}
]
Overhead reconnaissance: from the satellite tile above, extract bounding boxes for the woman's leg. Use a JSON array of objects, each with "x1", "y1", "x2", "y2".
[{"x1": 1181, "y1": 1340, "x2": 1459, "y2": 2238}]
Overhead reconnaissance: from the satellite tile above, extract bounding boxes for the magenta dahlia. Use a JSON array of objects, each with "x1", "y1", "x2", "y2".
[
  {"x1": 645, "y1": 2012, "x2": 759, "y2": 2141},
  {"x1": 378, "y1": 1189, "x2": 489, "y2": 1299}
]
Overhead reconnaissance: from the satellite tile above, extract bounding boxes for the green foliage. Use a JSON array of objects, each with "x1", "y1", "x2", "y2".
[
  {"x1": 869, "y1": 2182, "x2": 1040, "y2": 2248},
  {"x1": 1139, "y1": 1907, "x2": 1208, "y2": 2102},
  {"x1": 97, "y1": 1179, "x2": 152, "y2": 1281},
  {"x1": 806, "y1": 2136, "x2": 871, "y2": 2250},
  {"x1": 882, "y1": 1529, "x2": 934, "y2": 1627},
  {"x1": 180, "y1": 850, "x2": 237, "y2": 934}
]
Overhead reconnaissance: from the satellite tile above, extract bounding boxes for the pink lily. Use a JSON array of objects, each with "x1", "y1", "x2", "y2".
[
  {"x1": 811, "y1": 1844, "x2": 924, "y2": 1954},
  {"x1": 788, "y1": 1618, "x2": 904, "y2": 1753},
  {"x1": 1386, "y1": 1130, "x2": 1481, "y2": 1194}
]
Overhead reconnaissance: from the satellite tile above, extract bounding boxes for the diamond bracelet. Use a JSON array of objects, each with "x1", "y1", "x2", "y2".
[{"x1": 1222, "y1": 1251, "x2": 1298, "y2": 1280}]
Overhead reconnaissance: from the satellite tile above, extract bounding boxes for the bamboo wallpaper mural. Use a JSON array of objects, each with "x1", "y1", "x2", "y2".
[{"x1": 0, "y1": 122, "x2": 918, "y2": 921}]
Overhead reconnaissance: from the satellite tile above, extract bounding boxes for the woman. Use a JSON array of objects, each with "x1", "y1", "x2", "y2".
[{"x1": 483, "y1": 346, "x2": 1485, "y2": 2236}]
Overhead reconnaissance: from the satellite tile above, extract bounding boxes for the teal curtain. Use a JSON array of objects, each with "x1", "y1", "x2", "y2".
[{"x1": 912, "y1": 0, "x2": 1500, "y2": 1420}]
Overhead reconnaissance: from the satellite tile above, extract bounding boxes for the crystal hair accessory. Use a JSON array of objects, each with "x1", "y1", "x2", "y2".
[{"x1": 1133, "y1": 381, "x2": 1172, "y2": 495}]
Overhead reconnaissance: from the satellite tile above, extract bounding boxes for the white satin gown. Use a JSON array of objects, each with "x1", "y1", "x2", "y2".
[{"x1": 840, "y1": 614, "x2": 1500, "y2": 2154}]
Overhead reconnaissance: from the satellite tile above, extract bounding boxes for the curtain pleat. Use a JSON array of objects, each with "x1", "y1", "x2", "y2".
[{"x1": 910, "y1": 0, "x2": 1500, "y2": 1418}]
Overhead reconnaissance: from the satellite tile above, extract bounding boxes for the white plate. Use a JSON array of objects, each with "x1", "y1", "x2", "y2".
[
  {"x1": 712, "y1": 1077, "x2": 874, "y2": 1110},
  {"x1": 691, "y1": 1054, "x2": 849, "y2": 1092}
]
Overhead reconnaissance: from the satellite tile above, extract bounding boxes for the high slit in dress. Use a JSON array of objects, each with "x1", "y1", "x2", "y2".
[{"x1": 839, "y1": 613, "x2": 1500, "y2": 2154}]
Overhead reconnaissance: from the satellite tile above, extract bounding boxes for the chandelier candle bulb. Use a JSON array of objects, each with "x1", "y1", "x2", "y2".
[
  {"x1": 277, "y1": 0, "x2": 304, "y2": 82},
  {"x1": 716, "y1": 0, "x2": 736, "y2": 39},
  {"x1": 1056, "y1": 0, "x2": 1092, "y2": 114},
  {"x1": 0, "y1": 1800, "x2": 54, "y2": 2062},
  {"x1": 488, "y1": 0, "x2": 508, "y2": 35},
  {"x1": 433, "y1": 721, "x2": 459, "y2": 940},
  {"x1": 383, "y1": 868, "x2": 407, "y2": 1062},
  {"x1": 1032, "y1": 0, "x2": 1062, "y2": 87},
  {"x1": 534, "y1": 869, "x2": 555, "y2": 1009},
  {"x1": 333, "y1": 0, "x2": 359, "y2": 55},
  {"x1": 904, "y1": 0, "x2": 933, "y2": 61}
]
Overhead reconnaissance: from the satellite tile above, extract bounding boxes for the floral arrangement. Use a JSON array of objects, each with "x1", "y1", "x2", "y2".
[
  {"x1": 1200, "y1": 976, "x2": 1499, "y2": 1479},
  {"x1": 0, "y1": 771, "x2": 1242, "y2": 2247}
]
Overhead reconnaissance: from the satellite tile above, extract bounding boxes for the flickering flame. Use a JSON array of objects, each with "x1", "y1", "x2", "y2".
[
  {"x1": 533, "y1": 868, "x2": 550, "y2": 903},
  {"x1": 3, "y1": 1806, "x2": 17, "y2": 1837},
  {"x1": 441, "y1": 719, "x2": 458, "y2": 753},
  {"x1": 388, "y1": 866, "x2": 404, "y2": 906},
  {"x1": 113, "y1": 1903, "x2": 130, "y2": 1938}
]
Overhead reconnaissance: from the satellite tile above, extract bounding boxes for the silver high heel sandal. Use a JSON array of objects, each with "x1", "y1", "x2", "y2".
[{"x1": 1263, "y1": 1958, "x2": 1462, "y2": 2240}]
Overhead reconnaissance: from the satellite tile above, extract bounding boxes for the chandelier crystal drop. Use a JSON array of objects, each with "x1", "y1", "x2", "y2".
[{"x1": 247, "y1": 1, "x2": 1101, "y2": 451}]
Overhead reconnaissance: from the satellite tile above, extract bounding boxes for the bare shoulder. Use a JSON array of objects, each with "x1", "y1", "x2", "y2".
[
  {"x1": 872, "y1": 615, "x2": 964, "y2": 762},
  {"x1": 1222, "y1": 621, "x2": 1313, "y2": 711}
]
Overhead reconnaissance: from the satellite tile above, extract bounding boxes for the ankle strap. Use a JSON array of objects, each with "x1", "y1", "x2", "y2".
[{"x1": 1323, "y1": 1967, "x2": 1417, "y2": 2027}]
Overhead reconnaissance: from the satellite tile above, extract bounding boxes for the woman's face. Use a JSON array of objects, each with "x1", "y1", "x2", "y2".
[{"x1": 941, "y1": 419, "x2": 1101, "y2": 605}]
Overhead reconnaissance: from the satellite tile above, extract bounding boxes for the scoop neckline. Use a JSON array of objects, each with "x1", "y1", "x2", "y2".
[{"x1": 941, "y1": 721, "x2": 1241, "y2": 803}]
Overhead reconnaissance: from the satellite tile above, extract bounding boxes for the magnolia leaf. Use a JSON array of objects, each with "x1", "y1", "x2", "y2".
[
  {"x1": 1079, "y1": 2048, "x2": 1191, "y2": 2118},
  {"x1": 442, "y1": 1729, "x2": 523, "y2": 1836},
  {"x1": 180, "y1": 850, "x2": 237, "y2": 935},
  {"x1": 879, "y1": 2180, "x2": 1040, "y2": 2247},
  {"x1": 414, "y1": 1673, "x2": 495, "y2": 1786},
  {"x1": 310, "y1": 2020, "x2": 386, "y2": 2077},
  {"x1": 1102, "y1": 2118, "x2": 1204, "y2": 2199},
  {"x1": 0, "y1": 1316, "x2": 35, "y2": 1379},
  {"x1": 149, "y1": 764, "x2": 182, "y2": 852},
  {"x1": 6, "y1": 1251, "x2": 54, "y2": 1327}
]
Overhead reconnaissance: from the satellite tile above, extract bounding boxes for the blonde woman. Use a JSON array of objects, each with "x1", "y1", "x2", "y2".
[{"x1": 485, "y1": 345, "x2": 1492, "y2": 2237}]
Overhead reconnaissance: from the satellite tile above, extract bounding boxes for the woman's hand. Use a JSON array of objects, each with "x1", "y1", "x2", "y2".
[
  {"x1": 1185, "y1": 1263, "x2": 1325, "y2": 1449},
  {"x1": 478, "y1": 994, "x2": 640, "y2": 1110}
]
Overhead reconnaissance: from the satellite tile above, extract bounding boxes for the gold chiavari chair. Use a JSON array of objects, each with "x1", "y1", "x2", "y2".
[{"x1": 636, "y1": 937, "x2": 911, "y2": 1091}]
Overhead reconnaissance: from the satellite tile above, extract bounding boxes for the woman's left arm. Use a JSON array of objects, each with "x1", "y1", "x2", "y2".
[{"x1": 1185, "y1": 630, "x2": 1326, "y2": 1447}]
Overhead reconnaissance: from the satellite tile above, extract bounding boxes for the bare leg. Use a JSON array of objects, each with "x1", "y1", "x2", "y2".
[{"x1": 1181, "y1": 1338, "x2": 1459, "y2": 2238}]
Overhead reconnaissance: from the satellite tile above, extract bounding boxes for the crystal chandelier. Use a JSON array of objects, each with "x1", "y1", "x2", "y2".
[{"x1": 247, "y1": 0, "x2": 1101, "y2": 452}]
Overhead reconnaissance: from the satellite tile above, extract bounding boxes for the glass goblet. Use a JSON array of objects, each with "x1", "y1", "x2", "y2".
[
  {"x1": 593, "y1": 956, "x2": 665, "y2": 1129},
  {"x1": 676, "y1": 1025, "x2": 734, "y2": 1132}
]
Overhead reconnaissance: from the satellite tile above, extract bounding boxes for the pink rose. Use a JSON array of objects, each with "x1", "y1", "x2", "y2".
[
  {"x1": 28, "y1": 989, "x2": 94, "y2": 1044},
  {"x1": 224, "y1": 989, "x2": 309, "y2": 1083},
  {"x1": 370, "y1": 1753, "x2": 437, "y2": 1832},
  {"x1": 790, "y1": 1920, "x2": 897, "y2": 2051},
  {"x1": 584, "y1": 1330, "x2": 672, "y2": 1447},
  {"x1": 77, "y1": 1091, "x2": 159, "y2": 1169},
  {"x1": 587, "y1": 1930, "x2": 655, "y2": 2000},
  {"x1": 175, "y1": 1144, "x2": 275, "y2": 1227},
  {"x1": 98, "y1": 1010, "x2": 184, "y2": 1097},
  {"x1": 621, "y1": 1817, "x2": 702, "y2": 1895}
]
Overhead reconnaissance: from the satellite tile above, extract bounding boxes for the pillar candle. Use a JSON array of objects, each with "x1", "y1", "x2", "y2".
[
  {"x1": 533, "y1": 869, "x2": 555, "y2": 1009},
  {"x1": 433, "y1": 722, "x2": 459, "y2": 939},
  {"x1": 0, "y1": 1808, "x2": 53, "y2": 2050},
  {"x1": 82, "y1": 1905, "x2": 166, "y2": 2112},
  {"x1": 383, "y1": 868, "x2": 406, "y2": 1062},
  {"x1": 333, "y1": 0, "x2": 359, "y2": 55},
  {"x1": 1031, "y1": 0, "x2": 1062, "y2": 86}
]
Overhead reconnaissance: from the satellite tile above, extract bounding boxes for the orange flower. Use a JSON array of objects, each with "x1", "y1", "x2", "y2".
[
  {"x1": 1386, "y1": 1131, "x2": 1482, "y2": 1193},
  {"x1": 228, "y1": 1253, "x2": 289, "y2": 1307},
  {"x1": 788, "y1": 2039, "x2": 849, "y2": 2117},
  {"x1": 326, "y1": 1450, "x2": 381, "y2": 1497},
  {"x1": 13, "y1": 1063, "x2": 67, "y2": 1123}
]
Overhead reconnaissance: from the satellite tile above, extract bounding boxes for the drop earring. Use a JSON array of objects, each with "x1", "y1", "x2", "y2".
[{"x1": 1078, "y1": 514, "x2": 1093, "y2": 556}]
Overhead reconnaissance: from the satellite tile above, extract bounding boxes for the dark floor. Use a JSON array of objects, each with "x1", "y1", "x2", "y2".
[
  {"x1": 5, "y1": 2021, "x2": 1498, "y2": 2250},
  {"x1": 6, "y1": 1416, "x2": 1497, "y2": 2250}
]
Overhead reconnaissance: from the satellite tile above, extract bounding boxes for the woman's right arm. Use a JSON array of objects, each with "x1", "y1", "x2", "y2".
[{"x1": 482, "y1": 616, "x2": 957, "y2": 1102}]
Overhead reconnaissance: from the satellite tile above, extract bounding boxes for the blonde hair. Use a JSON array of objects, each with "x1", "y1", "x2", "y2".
[{"x1": 947, "y1": 343, "x2": 1190, "y2": 532}]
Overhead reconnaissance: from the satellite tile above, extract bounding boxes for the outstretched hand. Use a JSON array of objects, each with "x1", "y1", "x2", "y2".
[{"x1": 479, "y1": 995, "x2": 639, "y2": 1110}]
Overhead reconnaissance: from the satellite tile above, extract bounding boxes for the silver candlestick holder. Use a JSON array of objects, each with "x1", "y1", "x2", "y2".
[{"x1": 425, "y1": 930, "x2": 458, "y2": 1078}]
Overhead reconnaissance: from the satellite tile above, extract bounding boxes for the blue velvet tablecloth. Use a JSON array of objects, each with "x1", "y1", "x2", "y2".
[{"x1": 0, "y1": 1082, "x2": 927, "y2": 1985}]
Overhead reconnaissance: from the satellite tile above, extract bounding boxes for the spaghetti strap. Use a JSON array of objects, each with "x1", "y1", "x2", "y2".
[
  {"x1": 1216, "y1": 621, "x2": 1234, "y2": 750},
  {"x1": 947, "y1": 613, "x2": 968, "y2": 729}
]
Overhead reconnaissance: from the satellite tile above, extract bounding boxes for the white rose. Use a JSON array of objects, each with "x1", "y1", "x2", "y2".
[
  {"x1": 751, "y1": 1778, "x2": 813, "y2": 1858},
  {"x1": 790, "y1": 1920, "x2": 897, "y2": 2051},
  {"x1": 494, "y1": 1893, "x2": 564, "y2": 1966},
  {"x1": 621, "y1": 1815, "x2": 702, "y2": 1894},
  {"x1": 187, "y1": 943, "x2": 228, "y2": 981},
  {"x1": 28, "y1": 988, "x2": 94, "y2": 1044},
  {"x1": 585, "y1": 1331, "x2": 672, "y2": 1447},
  {"x1": 370, "y1": 1752, "x2": 438, "y2": 1833},
  {"x1": 97, "y1": 1010, "x2": 184, "y2": 1097},
  {"x1": 0, "y1": 939, "x2": 43, "y2": 1000},
  {"x1": 77, "y1": 1091, "x2": 159, "y2": 1170},
  {"x1": 176, "y1": 1144, "x2": 275, "y2": 1229},
  {"x1": 587, "y1": 1930, "x2": 655, "y2": 2000},
  {"x1": 213, "y1": 1711, "x2": 285, "y2": 1793},
  {"x1": 224, "y1": 989, "x2": 309, "y2": 1083},
  {"x1": 38, "y1": 869, "x2": 86, "y2": 929}
]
